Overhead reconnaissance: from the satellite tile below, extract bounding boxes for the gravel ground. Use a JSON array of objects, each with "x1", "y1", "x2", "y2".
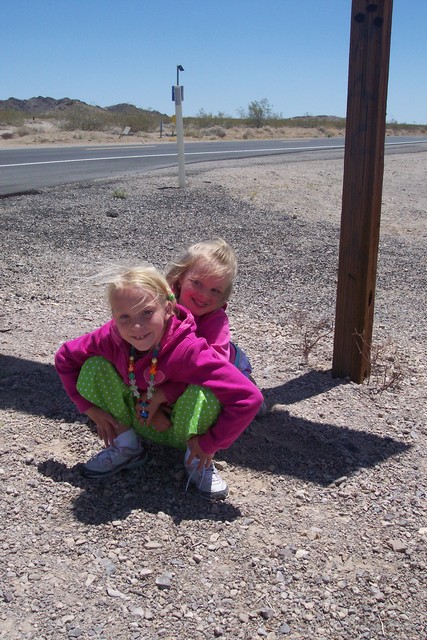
[{"x1": 1, "y1": 146, "x2": 426, "y2": 640}]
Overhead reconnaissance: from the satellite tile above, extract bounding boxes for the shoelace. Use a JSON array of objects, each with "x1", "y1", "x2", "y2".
[
  {"x1": 94, "y1": 446, "x2": 121, "y2": 465},
  {"x1": 185, "y1": 463, "x2": 214, "y2": 492},
  {"x1": 93, "y1": 445, "x2": 140, "y2": 466}
]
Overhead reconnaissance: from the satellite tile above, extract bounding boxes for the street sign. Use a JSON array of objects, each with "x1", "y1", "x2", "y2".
[{"x1": 172, "y1": 86, "x2": 184, "y2": 103}]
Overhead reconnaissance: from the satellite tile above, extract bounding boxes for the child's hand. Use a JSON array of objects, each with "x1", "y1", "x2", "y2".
[
  {"x1": 140, "y1": 388, "x2": 168, "y2": 425},
  {"x1": 139, "y1": 405, "x2": 172, "y2": 432},
  {"x1": 85, "y1": 406, "x2": 121, "y2": 447},
  {"x1": 186, "y1": 436, "x2": 214, "y2": 471}
]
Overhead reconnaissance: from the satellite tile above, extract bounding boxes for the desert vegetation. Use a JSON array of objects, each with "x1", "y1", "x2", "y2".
[{"x1": 0, "y1": 96, "x2": 426, "y2": 145}]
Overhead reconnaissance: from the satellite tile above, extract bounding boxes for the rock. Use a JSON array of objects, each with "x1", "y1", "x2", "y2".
[
  {"x1": 155, "y1": 574, "x2": 172, "y2": 589},
  {"x1": 144, "y1": 541, "x2": 163, "y2": 549},
  {"x1": 388, "y1": 539, "x2": 408, "y2": 553},
  {"x1": 106, "y1": 587, "x2": 129, "y2": 600},
  {"x1": 260, "y1": 607, "x2": 275, "y2": 620}
]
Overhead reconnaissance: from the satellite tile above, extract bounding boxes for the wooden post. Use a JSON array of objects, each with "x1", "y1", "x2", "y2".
[{"x1": 332, "y1": 0, "x2": 393, "y2": 382}]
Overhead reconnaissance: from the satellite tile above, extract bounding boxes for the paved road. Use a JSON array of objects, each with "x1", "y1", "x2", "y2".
[{"x1": 1, "y1": 136, "x2": 426, "y2": 196}]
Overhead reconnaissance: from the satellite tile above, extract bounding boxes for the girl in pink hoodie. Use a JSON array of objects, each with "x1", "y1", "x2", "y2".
[
  {"x1": 166, "y1": 238, "x2": 267, "y2": 414},
  {"x1": 55, "y1": 264, "x2": 262, "y2": 499}
]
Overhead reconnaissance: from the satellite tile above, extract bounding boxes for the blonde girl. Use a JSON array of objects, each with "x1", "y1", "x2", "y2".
[{"x1": 55, "y1": 265, "x2": 263, "y2": 499}]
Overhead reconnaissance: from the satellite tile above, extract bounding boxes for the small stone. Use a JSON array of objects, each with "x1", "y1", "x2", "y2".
[
  {"x1": 295, "y1": 549, "x2": 309, "y2": 559},
  {"x1": 214, "y1": 626, "x2": 224, "y2": 637},
  {"x1": 99, "y1": 558, "x2": 116, "y2": 575},
  {"x1": 85, "y1": 574, "x2": 96, "y2": 587},
  {"x1": 144, "y1": 541, "x2": 162, "y2": 549},
  {"x1": 155, "y1": 573, "x2": 172, "y2": 589},
  {"x1": 278, "y1": 622, "x2": 291, "y2": 634},
  {"x1": 259, "y1": 607, "x2": 274, "y2": 620},
  {"x1": 62, "y1": 615, "x2": 75, "y2": 624},
  {"x1": 106, "y1": 587, "x2": 129, "y2": 600},
  {"x1": 307, "y1": 527, "x2": 322, "y2": 541},
  {"x1": 388, "y1": 539, "x2": 407, "y2": 552},
  {"x1": 68, "y1": 628, "x2": 83, "y2": 638}
]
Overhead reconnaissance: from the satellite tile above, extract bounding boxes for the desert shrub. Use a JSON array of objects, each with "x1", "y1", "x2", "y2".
[
  {"x1": 115, "y1": 112, "x2": 159, "y2": 133},
  {"x1": 183, "y1": 128, "x2": 200, "y2": 138},
  {"x1": 60, "y1": 108, "x2": 111, "y2": 132},
  {"x1": 184, "y1": 109, "x2": 235, "y2": 130},
  {"x1": 242, "y1": 128, "x2": 256, "y2": 139},
  {"x1": 1, "y1": 132, "x2": 14, "y2": 140},
  {"x1": 239, "y1": 98, "x2": 282, "y2": 128},
  {"x1": 16, "y1": 126, "x2": 31, "y2": 137},
  {"x1": 200, "y1": 126, "x2": 226, "y2": 138},
  {"x1": 112, "y1": 188, "x2": 127, "y2": 199},
  {"x1": 292, "y1": 311, "x2": 334, "y2": 364},
  {"x1": 0, "y1": 110, "x2": 26, "y2": 126}
]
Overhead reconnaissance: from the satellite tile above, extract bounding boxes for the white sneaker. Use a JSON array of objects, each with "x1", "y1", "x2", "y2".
[
  {"x1": 184, "y1": 449, "x2": 229, "y2": 500},
  {"x1": 82, "y1": 444, "x2": 145, "y2": 478}
]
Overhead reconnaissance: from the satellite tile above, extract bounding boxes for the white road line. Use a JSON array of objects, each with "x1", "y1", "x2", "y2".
[
  {"x1": 88, "y1": 145, "x2": 157, "y2": 150},
  {"x1": 0, "y1": 140, "x2": 423, "y2": 169},
  {"x1": 0, "y1": 145, "x2": 343, "y2": 168}
]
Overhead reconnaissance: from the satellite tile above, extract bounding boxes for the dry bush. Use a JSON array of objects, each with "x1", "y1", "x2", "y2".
[
  {"x1": 355, "y1": 331, "x2": 404, "y2": 394},
  {"x1": 200, "y1": 126, "x2": 226, "y2": 138},
  {"x1": 291, "y1": 310, "x2": 334, "y2": 364}
]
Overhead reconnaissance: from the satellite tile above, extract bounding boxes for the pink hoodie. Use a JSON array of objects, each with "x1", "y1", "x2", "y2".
[
  {"x1": 193, "y1": 307, "x2": 231, "y2": 361},
  {"x1": 55, "y1": 305, "x2": 262, "y2": 455}
]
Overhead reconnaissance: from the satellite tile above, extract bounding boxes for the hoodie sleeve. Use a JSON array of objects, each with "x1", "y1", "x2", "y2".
[
  {"x1": 55, "y1": 322, "x2": 120, "y2": 413},
  {"x1": 167, "y1": 337, "x2": 263, "y2": 455}
]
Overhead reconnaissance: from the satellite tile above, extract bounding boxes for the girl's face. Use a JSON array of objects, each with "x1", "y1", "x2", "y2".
[
  {"x1": 178, "y1": 266, "x2": 230, "y2": 317},
  {"x1": 111, "y1": 287, "x2": 172, "y2": 352}
]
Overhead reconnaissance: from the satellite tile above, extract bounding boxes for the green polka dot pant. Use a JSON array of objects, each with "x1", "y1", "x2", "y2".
[{"x1": 76, "y1": 356, "x2": 221, "y2": 450}]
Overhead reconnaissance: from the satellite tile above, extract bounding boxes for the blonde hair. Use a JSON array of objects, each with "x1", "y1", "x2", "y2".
[
  {"x1": 166, "y1": 238, "x2": 237, "y2": 302},
  {"x1": 95, "y1": 264, "x2": 176, "y2": 309}
]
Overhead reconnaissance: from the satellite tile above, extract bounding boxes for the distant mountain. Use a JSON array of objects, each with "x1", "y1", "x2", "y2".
[
  {"x1": 0, "y1": 96, "x2": 101, "y2": 114},
  {"x1": 105, "y1": 103, "x2": 142, "y2": 114},
  {"x1": 0, "y1": 96, "x2": 166, "y2": 117}
]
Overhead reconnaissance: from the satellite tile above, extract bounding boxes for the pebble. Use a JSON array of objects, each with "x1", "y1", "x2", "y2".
[
  {"x1": 106, "y1": 587, "x2": 129, "y2": 600},
  {"x1": 279, "y1": 623, "x2": 291, "y2": 634},
  {"x1": 388, "y1": 539, "x2": 408, "y2": 552},
  {"x1": 155, "y1": 574, "x2": 172, "y2": 589}
]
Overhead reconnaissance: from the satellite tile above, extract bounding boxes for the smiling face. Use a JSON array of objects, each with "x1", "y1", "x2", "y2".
[
  {"x1": 178, "y1": 265, "x2": 231, "y2": 317},
  {"x1": 111, "y1": 286, "x2": 171, "y2": 352}
]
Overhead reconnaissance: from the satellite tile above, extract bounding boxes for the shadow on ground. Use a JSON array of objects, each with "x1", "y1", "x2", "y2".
[
  {"x1": 3, "y1": 354, "x2": 411, "y2": 512},
  {"x1": 37, "y1": 453, "x2": 242, "y2": 526},
  {"x1": 1, "y1": 354, "x2": 79, "y2": 420}
]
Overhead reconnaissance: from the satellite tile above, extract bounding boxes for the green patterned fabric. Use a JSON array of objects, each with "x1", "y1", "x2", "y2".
[{"x1": 77, "y1": 356, "x2": 221, "y2": 450}]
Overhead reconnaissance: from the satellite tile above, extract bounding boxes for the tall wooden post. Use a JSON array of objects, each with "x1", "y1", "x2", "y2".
[{"x1": 332, "y1": 0, "x2": 393, "y2": 382}]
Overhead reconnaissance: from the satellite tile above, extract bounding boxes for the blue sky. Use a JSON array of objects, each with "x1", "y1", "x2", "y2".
[{"x1": 2, "y1": 0, "x2": 426, "y2": 124}]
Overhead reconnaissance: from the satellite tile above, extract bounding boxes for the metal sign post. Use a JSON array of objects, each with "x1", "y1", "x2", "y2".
[{"x1": 173, "y1": 65, "x2": 185, "y2": 188}]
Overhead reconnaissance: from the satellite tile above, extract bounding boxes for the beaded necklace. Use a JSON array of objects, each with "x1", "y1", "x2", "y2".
[{"x1": 128, "y1": 345, "x2": 159, "y2": 421}]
